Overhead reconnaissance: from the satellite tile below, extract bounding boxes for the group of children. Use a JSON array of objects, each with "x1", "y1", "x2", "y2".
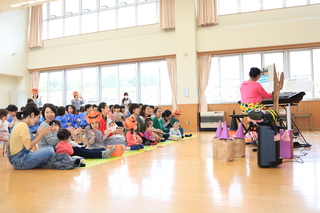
[{"x1": 0, "y1": 101, "x2": 189, "y2": 158}]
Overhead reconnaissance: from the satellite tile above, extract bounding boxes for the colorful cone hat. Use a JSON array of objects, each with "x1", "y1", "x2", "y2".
[
  {"x1": 214, "y1": 120, "x2": 222, "y2": 138},
  {"x1": 219, "y1": 121, "x2": 232, "y2": 140},
  {"x1": 233, "y1": 122, "x2": 245, "y2": 139}
]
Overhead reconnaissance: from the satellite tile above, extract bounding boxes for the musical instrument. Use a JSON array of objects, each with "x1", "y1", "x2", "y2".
[{"x1": 262, "y1": 91, "x2": 306, "y2": 105}]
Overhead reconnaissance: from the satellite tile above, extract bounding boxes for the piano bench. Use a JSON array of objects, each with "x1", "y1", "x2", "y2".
[{"x1": 292, "y1": 114, "x2": 312, "y2": 131}]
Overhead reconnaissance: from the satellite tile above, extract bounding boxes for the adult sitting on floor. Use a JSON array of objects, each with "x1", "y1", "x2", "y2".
[
  {"x1": 152, "y1": 107, "x2": 170, "y2": 140},
  {"x1": 38, "y1": 103, "x2": 115, "y2": 159},
  {"x1": 8, "y1": 105, "x2": 54, "y2": 170}
]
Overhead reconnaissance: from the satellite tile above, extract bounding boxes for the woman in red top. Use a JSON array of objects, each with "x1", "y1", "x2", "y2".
[{"x1": 98, "y1": 102, "x2": 122, "y2": 136}]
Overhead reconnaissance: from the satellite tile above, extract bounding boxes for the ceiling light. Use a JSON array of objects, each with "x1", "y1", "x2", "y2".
[{"x1": 10, "y1": 0, "x2": 58, "y2": 8}]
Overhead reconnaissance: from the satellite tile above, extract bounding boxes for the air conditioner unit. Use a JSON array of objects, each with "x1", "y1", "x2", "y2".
[{"x1": 199, "y1": 111, "x2": 225, "y2": 131}]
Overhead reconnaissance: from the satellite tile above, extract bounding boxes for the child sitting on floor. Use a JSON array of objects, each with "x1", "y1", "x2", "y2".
[
  {"x1": 124, "y1": 115, "x2": 144, "y2": 150},
  {"x1": 169, "y1": 122, "x2": 182, "y2": 141},
  {"x1": 171, "y1": 110, "x2": 192, "y2": 138},
  {"x1": 85, "y1": 111, "x2": 111, "y2": 150},
  {"x1": 143, "y1": 119, "x2": 158, "y2": 145},
  {"x1": 106, "y1": 121, "x2": 124, "y2": 138},
  {"x1": 55, "y1": 129, "x2": 74, "y2": 156},
  {"x1": 0, "y1": 108, "x2": 16, "y2": 155},
  {"x1": 49, "y1": 120, "x2": 85, "y2": 149}
]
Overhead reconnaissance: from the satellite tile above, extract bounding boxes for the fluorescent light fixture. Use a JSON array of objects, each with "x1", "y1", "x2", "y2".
[{"x1": 10, "y1": 0, "x2": 58, "y2": 8}]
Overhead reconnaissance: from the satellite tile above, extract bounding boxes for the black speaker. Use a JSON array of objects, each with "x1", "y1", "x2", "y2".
[{"x1": 257, "y1": 125, "x2": 282, "y2": 168}]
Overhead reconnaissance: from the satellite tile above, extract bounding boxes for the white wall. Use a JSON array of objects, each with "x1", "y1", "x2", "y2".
[
  {"x1": 0, "y1": 9, "x2": 30, "y2": 108},
  {"x1": 197, "y1": 4, "x2": 320, "y2": 51}
]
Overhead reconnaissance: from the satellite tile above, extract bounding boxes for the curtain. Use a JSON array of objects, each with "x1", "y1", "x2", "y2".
[
  {"x1": 160, "y1": 0, "x2": 175, "y2": 30},
  {"x1": 28, "y1": 5, "x2": 43, "y2": 48},
  {"x1": 198, "y1": 55, "x2": 212, "y2": 112},
  {"x1": 166, "y1": 57, "x2": 178, "y2": 111},
  {"x1": 197, "y1": 0, "x2": 218, "y2": 26},
  {"x1": 30, "y1": 71, "x2": 40, "y2": 90}
]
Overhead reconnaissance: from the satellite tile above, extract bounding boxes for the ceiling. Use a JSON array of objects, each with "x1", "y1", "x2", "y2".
[
  {"x1": 0, "y1": 0, "x2": 56, "y2": 13},
  {"x1": 0, "y1": 0, "x2": 23, "y2": 12}
]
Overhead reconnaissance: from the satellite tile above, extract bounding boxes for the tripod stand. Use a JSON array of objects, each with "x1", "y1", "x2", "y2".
[{"x1": 291, "y1": 118, "x2": 311, "y2": 148}]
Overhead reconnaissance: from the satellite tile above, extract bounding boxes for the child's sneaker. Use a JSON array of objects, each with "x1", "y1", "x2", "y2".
[{"x1": 101, "y1": 146, "x2": 116, "y2": 158}]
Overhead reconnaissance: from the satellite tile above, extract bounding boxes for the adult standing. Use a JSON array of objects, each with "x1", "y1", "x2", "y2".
[
  {"x1": 8, "y1": 105, "x2": 54, "y2": 170},
  {"x1": 31, "y1": 88, "x2": 42, "y2": 107},
  {"x1": 240, "y1": 67, "x2": 272, "y2": 114},
  {"x1": 121, "y1": 92, "x2": 132, "y2": 111},
  {"x1": 71, "y1": 91, "x2": 84, "y2": 111}
]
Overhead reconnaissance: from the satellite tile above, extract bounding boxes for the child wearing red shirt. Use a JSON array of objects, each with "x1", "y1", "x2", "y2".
[{"x1": 124, "y1": 115, "x2": 144, "y2": 150}]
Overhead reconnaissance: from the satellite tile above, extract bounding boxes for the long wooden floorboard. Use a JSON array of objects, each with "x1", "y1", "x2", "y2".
[{"x1": 0, "y1": 131, "x2": 319, "y2": 213}]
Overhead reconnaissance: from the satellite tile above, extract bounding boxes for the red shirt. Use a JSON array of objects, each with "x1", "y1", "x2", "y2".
[
  {"x1": 98, "y1": 117, "x2": 107, "y2": 135},
  {"x1": 55, "y1": 142, "x2": 74, "y2": 156},
  {"x1": 125, "y1": 131, "x2": 138, "y2": 146}
]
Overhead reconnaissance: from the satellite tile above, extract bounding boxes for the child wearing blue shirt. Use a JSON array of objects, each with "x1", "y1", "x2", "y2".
[
  {"x1": 65, "y1": 105, "x2": 79, "y2": 128},
  {"x1": 55, "y1": 106, "x2": 68, "y2": 129},
  {"x1": 79, "y1": 104, "x2": 93, "y2": 129}
]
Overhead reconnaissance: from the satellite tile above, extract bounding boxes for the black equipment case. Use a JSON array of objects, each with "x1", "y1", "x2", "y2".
[{"x1": 257, "y1": 125, "x2": 283, "y2": 168}]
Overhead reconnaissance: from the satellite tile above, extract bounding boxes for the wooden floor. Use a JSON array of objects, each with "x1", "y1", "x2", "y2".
[{"x1": 0, "y1": 131, "x2": 319, "y2": 213}]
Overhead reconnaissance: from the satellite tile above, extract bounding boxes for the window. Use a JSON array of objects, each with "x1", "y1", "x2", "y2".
[
  {"x1": 81, "y1": 13, "x2": 98, "y2": 34},
  {"x1": 43, "y1": 0, "x2": 159, "y2": 40},
  {"x1": 240, "y1": 0, "x2": 261, "y2": 13},
  {"x1": 140, "y1": 62, "x2": 160, "y2": 104},
  {"x1": 39, "y1": 72, "x2": 48, "y2": 104},
  {"x1": 39, "y1": 60, "x2": 171, "y2": 106},
  {"x1": 243, "y1": 53, "x2": 261, "y2": 79},
  {"x1": 218, "y1": 0, "x2": 238, "y2": 15},
  {"x1": 220, "y1": 56, "x2": 241, "y2": 102},
  {"x1": 137, "y1": 2, "x2": 158, "y2": 26},
  {"x1": 49, "y1": 71, "x2": 64, "y2": 106},
  {"x1": 159, "y1": 61, "x2": 172, "y2": 105},
  {"x1": 286, "y1": 0, "x2": 307, "y2": 7},
  {"x1": 118, "y1": 6, "x2": 136, "y2": 28},
  {"x1": 100, "y1": 0, "x2": 116, "y2": 8},
  {"x1": 264, "y1": 52, "x2": 284, "y2": 73},
  {"x1": 65, "y1": 16, "x2": 80, "y2": 36},
  {"x1": 66, "y1": 69, "x2": 82, "y2": 104},
  {"x1": 206, "y1": 48, "x2": 320, "y2": 103},
  {"x1": 82, "y1": 67, "x2": 99, "y2": 104},
  {"x1": 119, "y1": 63, "x2": 137, "y2": 103},
  {"x1": 65, "y1": 0, "x2": 79, "y2": 14},
  {"x1": 101, "y1": 65, "x2": 119, "y2": 104},
  {"x1": 48, "y1": 19, "x2": 63, "y2": 39},
  {"x1": 289, "y1": 50, "x2": 312, "y2": 99},
  {"x1": 313, "y1": 49, "x2": 320, "y2": 99},
  {"x1": 262, "y1": 0, "x2": 283, "y2": 10},
  {"x1": 206, "y1": 57, "x2": 220, "y2": 103},
  {"x1": 289, "y1": 50, "x2": 311, "y2": 79},
  {"x1": 218, "y1": 0, "x2": 318, "y2": 15},
  {"x1": 99, "y1": 10, "x2": 116, "y2": 31}
]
